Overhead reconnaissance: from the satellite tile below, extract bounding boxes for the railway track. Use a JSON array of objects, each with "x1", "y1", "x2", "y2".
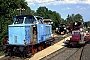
[
  {"x1": 41, "y1": 47, "x2": 69, "y2": 60},
  {"x1": 66, "y1": 46, "x2": 84, "y2": 60},
  {"x1": 0, "y1": 56, "x2": 23, "y2": 60},
  {"x1": 52, "y1": 33, "x2": 71, "y2": 45},
  {"x1": 41, "y1": 45, "x2": 85, "y2": 60},
  {"x1": 0, "y1": 55, "x2": 31, "y2": 60},
  {"x1": 0, "y1": 33, "x2": 71, "y2": 60},
  {"x1": 80, "y1": 42, "x2": 90, "y2": 60}
]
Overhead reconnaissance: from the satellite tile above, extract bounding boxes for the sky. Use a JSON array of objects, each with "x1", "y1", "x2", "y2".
[{"x1": 25, "y1": 0, "x2": 90, "y2": 22}]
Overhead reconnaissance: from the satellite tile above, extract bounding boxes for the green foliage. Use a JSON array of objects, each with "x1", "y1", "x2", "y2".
[
  {"x1": 84, "y1": 21, "x2": 90, "y2": 27},
  {"x1": 65, "y1": 14, "x2": 83, "y2": 25},
  {"x1": 0, "y1": 0, "x2": 31, "y2": 45},
  {"x1": 35, "y1": 7, "x2": 63, "y2": 29}
]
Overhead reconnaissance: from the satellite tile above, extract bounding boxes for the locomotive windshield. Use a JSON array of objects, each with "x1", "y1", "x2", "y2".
[
  {"x1": 14, "y1": 15, "x2": 36, "y2": 24},
  {"x1": 72, "y1": 31, "x2": 80, "y2": 35},
  {"x1": 14, "y1": 17, "x2": 24, "y2": 24},
  {"x1": 25, "y1": 16, "x2": 36, "y2": 24}
]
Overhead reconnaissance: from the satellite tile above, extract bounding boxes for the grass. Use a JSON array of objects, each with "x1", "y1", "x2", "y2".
[
  {"x1": 52, "y1": 30, "x2": 57, "y2": 34},
  {"x1": 0, "y1": 47, "x2": 4, "y2": 56},
  {"x1": 0, "y1": 51, "x2": 4, "y2": 56}
]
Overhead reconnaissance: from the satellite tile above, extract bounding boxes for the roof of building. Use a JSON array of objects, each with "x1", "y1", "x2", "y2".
[{"x1": 43, "y1": 19, "x2": 53, "y2": 22}]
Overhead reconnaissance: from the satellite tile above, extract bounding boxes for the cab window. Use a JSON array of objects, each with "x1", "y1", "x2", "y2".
[
  {"x1": 25, "y1": 17, "x2": 36, "y2": 24},
  {"x1": 14, "y1": 17, "x2": 24, "y2": 24}
]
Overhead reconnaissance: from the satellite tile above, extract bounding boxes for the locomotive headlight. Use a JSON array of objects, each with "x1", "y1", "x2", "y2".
[
  {"x1": 56, "y1": 28, "x2": 58, "y2": 31},
  {"x1": 80, "y1": 28, "x2": 83, "y2": 31},
  {"x1": 51, "y1": 22, "x2": 53, "y2": 24},
  {"x1": 64, "y1": 28, "x2": 66, "y2": 30},
  {"x1": 19, "y1": 47, "x2": 24, "y2": 52}
]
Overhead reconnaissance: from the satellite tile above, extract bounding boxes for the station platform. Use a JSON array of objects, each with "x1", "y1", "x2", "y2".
[{"x1": 29, "y1": 35, "x2": 71, "y2": 60}]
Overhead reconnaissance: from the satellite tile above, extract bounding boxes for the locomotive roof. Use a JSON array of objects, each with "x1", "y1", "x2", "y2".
[
  {"x1": 15, "y1": 15, "x2": 43, "y2": 18},
  {"x1": 43, "y1": 19, "x2": 53, "y2": 22},
  {"x1": 15, "y1": 15, "x2": 34, "y2": 18}
]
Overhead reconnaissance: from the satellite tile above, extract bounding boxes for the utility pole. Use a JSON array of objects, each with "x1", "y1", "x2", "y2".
[{"x1": 17, "y1": 8, "x2": 25, "y2": 15}]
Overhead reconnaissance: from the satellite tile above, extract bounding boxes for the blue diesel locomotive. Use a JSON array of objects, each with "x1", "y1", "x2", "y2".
[{"x1": 3, "y1": 15, "x2": 54, "y2": 57}]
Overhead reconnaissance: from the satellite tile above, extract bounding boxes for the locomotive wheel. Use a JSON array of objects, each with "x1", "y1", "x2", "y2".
[
  {"x1": 45, "y1": 44, "x2": 48, "y2": 48},
  {"x1": 32, "y1": 48, "x2": 37, "y2": 55},
  {"x1": 46, "y1": 43, "x2": 49, "y2": 47},
  {"x1": 41, "y1": 46, "x2": 44, "y2": 50},
  {"x1": 7, "y1": 52, "x2": 12, "y2": 56},
  {"x1": 38, "y1": 46, "x2": 42, "y2": 51}
]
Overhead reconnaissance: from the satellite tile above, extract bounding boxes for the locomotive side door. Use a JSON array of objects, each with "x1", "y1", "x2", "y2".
[
  {"x1": 30, "y1": 25, "x2": 38, "y2": 44},
  {"x1": 37, "y1": 24, "x2": 46, "y2": 43},
  {"x1": 30, "y1": 25, "x2": 33, "y2": 43}
]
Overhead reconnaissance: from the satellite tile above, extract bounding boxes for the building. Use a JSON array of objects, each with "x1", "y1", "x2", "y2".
[{"x1": 43, "y1": 19, "x2": 53, "y2": 25}]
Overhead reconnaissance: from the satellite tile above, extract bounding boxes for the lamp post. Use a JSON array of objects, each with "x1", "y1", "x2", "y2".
[{"x1": 17, "y1": 8, "x2": 25, "y2": 15}]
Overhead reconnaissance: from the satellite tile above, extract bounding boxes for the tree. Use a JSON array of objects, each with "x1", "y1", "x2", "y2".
[
  {"x1": 84, "y1": 21, "x2": 90, "y2": 27},
  {"x1": 0, "y1": 0, "x2": 32, "y2": 46},
  {"x1": 35, "y1": 7, "x2": 63, "y2": 29},
  {"x1": 74, "y1": 14, "x2": 83, "y2": 22},
  {"x1": 65, "y1": 13, "x2": 83, "y2": 25}
]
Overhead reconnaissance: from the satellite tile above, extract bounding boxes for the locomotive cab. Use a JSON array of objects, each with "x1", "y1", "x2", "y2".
[
  {"x1": 55, "y1": 24, "x2": 67, "y2": 35},
  {"x1": 70, "y1": 30, "x2": 81, "y2": 45},
  {"x1": 69, "y1": 29, "x2": 90, "y2": 47}
]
